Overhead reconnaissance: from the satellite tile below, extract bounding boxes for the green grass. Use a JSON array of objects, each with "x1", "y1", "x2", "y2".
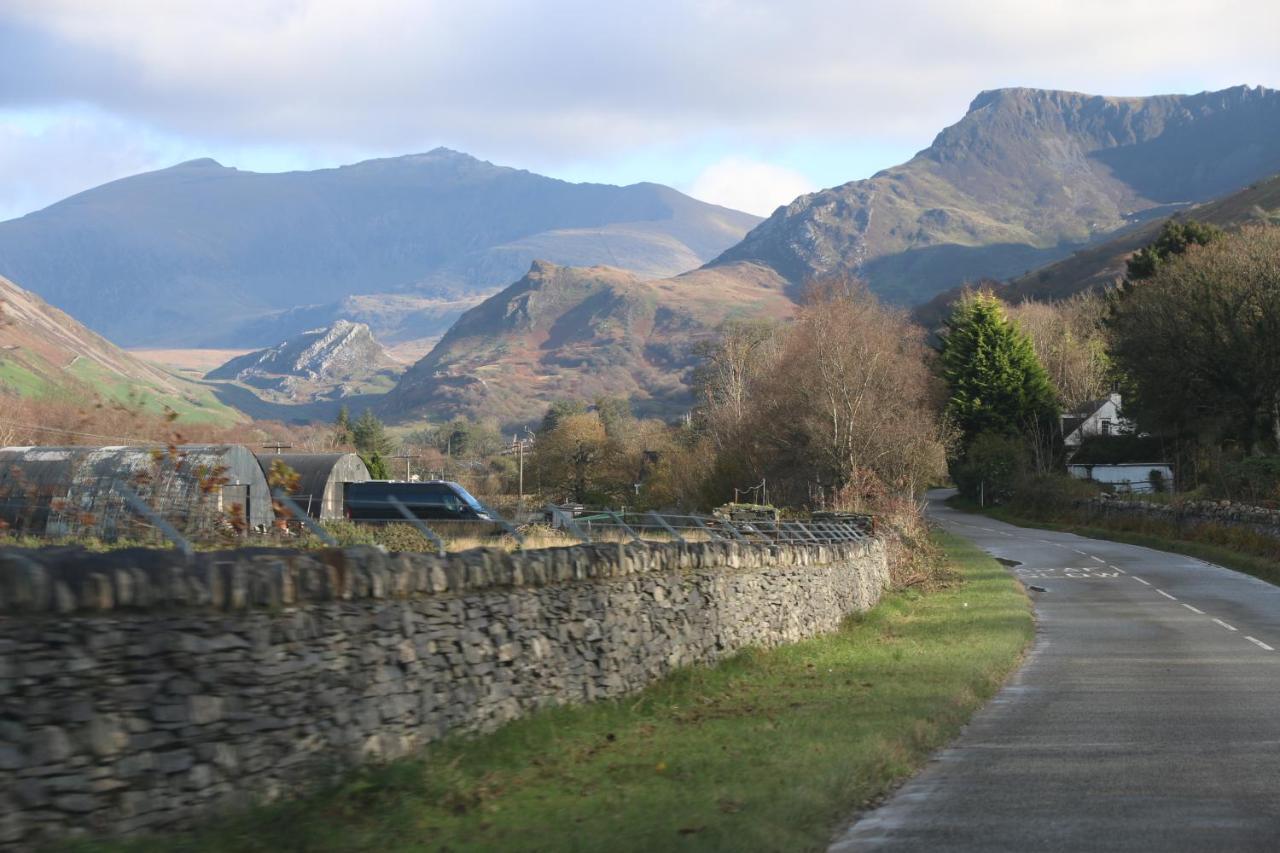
[
  {"x1": 951, "y1": 495, "x2": 1280, "y2": 588},
  {"x1": 66, "y1": 358, "x2": 243, "y2": 426},
  {"x1": 65, "y1": 532, "x2": 1030, "y2": 853}
]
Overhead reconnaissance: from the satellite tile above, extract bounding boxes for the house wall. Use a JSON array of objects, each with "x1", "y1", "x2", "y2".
[
  {"x1": 0, "y1": 537, "x2": 889, "y2": 847},
  {"x1": 1067, "y1": 463, "x2": 1174, "y2": 493},
  {"x1": 1064, "y1": 393, "x2": 1129, "y2": 447}
]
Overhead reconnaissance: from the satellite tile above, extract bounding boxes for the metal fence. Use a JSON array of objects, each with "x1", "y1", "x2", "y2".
[{"x1": 0, "y1": 475, "x2": 874, "y2": 557}]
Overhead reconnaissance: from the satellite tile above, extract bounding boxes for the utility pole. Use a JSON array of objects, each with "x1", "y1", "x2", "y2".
[
  {"x1": 263, "y1": 442, "x2": 292, "y2": 455},
  {"x1": 389, "y1": 454, "x2": 416, "y2": 481}
]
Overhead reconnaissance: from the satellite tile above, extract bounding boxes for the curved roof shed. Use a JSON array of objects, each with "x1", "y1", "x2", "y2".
[
  {"x1": 0, "y1": 445, "x2": 274, "y2": 538},
  {"x1": 252, "y1": 452, "x2": 370, "y2": 519}
]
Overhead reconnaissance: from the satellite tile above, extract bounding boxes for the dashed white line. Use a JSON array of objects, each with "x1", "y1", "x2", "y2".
[
  {"x1": 1181, "y1": 603, "x2": 1205, "y2": 615},
  {"x1": 1110, "y1": 565, "x2": 1126, "y2": 574},
  {"x1": 1246, "y1": 636, "x2": 1275, "y2": 652},
  {"x1": 1072, "y1": 549, "x2": 1087, "y2": 555},
  {"x1": 1213, "y1": 619, "x2": 1238, "y2": 632},
  {"x1": 1133, "y1": 577, "x2": 1152, "y2": 586},
  {"x1": 1156, "y1": 589, "x2": 1177, "y2": 600},
  {"x1": 1089, "y1": 556, "x2": 1106, "y2": 564}
]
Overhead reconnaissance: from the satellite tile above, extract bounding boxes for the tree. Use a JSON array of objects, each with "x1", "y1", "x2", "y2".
[
  {"x1": 361, "y1": 451, "x2": 389, "y2": 480},
  {"x1": 691, "y1": 319, "x2": 778, "y2": 451},
  {"x1": 530, "y1": 412, "x2": 608, "y2": 503},
  {"x1": 1006, "y1": 293, "x2": 1112, "y2": 412},
  {"x1": 333, "y1": 405, "x2": 353, "y2": 446},
  {"x1": 1109, "y1": 224, "x2": 1280, "y2": 454},
  {"x1": 538, "y1": 400, "x2": 589, "y2": 435},
  {"x1": 351, "y1": 410, "x2": 394, "y2": 456},
  {"x1": 1125, "y1": 219, "x2": 1223, "y2": 282},
  {"x1": 592, "y1": 395, "x2": 634, "y2": 437},
  {"x1": 940, "y1": 291, "x2": 1059, "y2": 455}
]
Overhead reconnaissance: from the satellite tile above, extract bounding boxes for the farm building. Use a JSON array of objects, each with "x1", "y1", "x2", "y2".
[
  {"x1": 0, "y1": 445, "x2": 273, "y2": 538},
  {"x1": 252, "y1": 452, "x2": 370, "y2": 520}
]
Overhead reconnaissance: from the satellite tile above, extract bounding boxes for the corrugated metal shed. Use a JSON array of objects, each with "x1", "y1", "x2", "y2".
[
  {"x1": 252, "y1": 452, "x2": 370, "y2": 519},
  {"x1": 0, "y1": 445, "x2": 273, "y2": 538}
]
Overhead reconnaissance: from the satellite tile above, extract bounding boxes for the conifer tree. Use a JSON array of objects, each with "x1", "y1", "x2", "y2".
[{"x1": 940, "y1": 291, "x2": 1059, "y2": 448}]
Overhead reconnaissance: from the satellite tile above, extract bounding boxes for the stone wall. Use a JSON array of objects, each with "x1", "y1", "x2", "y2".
[
  {"x1": 1087, "y1": 496, "x2": 1280, "y2": 540},
  {"x1": 0, "y1": 537, "x2": 889, "y2": 847}
]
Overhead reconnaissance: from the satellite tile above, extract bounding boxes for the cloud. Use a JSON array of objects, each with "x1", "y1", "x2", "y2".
[
  {"x1": 688, "y1": 158, "x2": 816, "y2": 216},
  {"x1": 0, "y1": 0, "x2": 1277, "y2": 216}
]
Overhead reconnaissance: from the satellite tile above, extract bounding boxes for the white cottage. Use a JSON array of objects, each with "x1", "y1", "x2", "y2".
[{"x1": 1062, "y1": 392, "x2": 1132, "y2": 449}]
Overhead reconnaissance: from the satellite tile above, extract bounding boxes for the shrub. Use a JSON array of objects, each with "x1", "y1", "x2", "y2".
[{"x1": 950, "y1": 432, "x2": 1029, "y2": 504}]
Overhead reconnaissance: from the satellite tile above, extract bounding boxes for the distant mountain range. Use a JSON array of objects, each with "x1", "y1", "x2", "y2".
[
  {"x1": 0, "y1": 149, "x2": 760, "y2": 346},
  {"x1": 0, "y1": 274, "x2": 240, "y2": 423},
  {"x1": 714, "y1": 84, "x2": 1280, "y2": 304},
  {"x1": 379, "y1": 85, "x2": 1280, "y2": 425}
]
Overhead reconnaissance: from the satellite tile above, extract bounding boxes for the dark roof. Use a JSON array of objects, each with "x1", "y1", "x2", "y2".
[{"x1": 252, "y1": 452, "x2": 369, "y2": 505}]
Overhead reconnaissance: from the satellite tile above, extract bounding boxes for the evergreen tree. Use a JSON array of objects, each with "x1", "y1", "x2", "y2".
[
  {"x1": 1125, "y1": 219, "x2": 1222, "y2": 281},
  {"x1": 360, "y1": 451, "x2": 390, "y2": 480},
  {"x1": 333, "y1": 405, "x2": 353, "y2": 446},
  {"x1": 351, "y1": 410, "x2": 394, "y2": 456},
  {"x1": 940, "y1": 292, "x2": 1059, "y2": 447}
]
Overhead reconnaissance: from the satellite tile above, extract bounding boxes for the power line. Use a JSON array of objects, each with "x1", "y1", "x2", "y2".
[{"x1": 0, "y1": 418, "x2": 160, "y2": 445}]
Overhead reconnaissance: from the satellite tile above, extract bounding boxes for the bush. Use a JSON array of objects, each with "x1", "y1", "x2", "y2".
[
  {"x1": 950, "y1": 432, "x2": 1029, "y2": 504},
  {"x1": 1215, "y1": 456, "x2": 1280, "y2": 505},
  {"x1": 1006, "y1": 473, "x2": 1101, "y2": 519}
]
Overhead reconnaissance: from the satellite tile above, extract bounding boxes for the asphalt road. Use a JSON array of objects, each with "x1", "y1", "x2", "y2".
[{"x1": 830, "y1": 490, "x2": 1280, "y2": 852}]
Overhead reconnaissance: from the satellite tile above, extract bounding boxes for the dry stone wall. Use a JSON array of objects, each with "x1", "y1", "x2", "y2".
[
  {"x1": 1087, "y1": 496, "x2": 1280, "y2": 539},
  {"x1": 0, "y1": 538, "x2": 888, "y2": 847}
]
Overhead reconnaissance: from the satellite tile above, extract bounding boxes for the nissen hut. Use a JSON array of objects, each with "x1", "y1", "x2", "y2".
[
  {"x1": 0, "y1": 445, "x2": 273, "y2": 538},
  {"x1": 252, "y1": 452, "x2": 370, "y2": 520}
]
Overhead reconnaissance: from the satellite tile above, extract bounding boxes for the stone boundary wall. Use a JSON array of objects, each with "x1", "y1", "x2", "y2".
[
  {"x1": 0, "y1": 538, "x2": 889, "y2": 847},
  {"x1": 1086, "y1": 496, "x2": 1280, "y2": 540}
]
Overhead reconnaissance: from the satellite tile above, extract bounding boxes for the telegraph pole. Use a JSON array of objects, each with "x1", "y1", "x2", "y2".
[{"x1": 389, "y1": 454, "x2": 416, "y2": 481}]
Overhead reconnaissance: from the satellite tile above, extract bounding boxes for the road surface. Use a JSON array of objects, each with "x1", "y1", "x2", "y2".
[{"x1": 831, "y1": 490, "x2": 1280, "y2": 852}]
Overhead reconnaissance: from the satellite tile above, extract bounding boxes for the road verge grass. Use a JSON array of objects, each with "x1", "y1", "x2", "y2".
[{"x1": 67, "y1": 531, "x2": 1030, "y2": 853}]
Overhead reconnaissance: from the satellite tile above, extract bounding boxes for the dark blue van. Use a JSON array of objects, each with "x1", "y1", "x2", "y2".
[{"x1": 343, "y1": 480, "x2": 491, "y2": 521}]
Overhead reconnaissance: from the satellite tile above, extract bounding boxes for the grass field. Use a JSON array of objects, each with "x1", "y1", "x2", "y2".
[{"x1": 66, "y1": 531, "x2": 1031, "y2": 853}]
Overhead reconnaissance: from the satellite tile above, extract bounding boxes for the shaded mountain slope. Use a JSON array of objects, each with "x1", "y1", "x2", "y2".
[
  {"x1": 0, "y1": 150, "x2": 759, "y2": 346},
  {"x1": 714, "y1": 85, "x2": 1280, "y2": 304}
]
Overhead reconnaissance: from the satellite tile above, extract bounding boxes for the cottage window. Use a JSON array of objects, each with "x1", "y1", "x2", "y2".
[{"x1": 1100, "y1": 418, "x2": 1112, "y2": 436}]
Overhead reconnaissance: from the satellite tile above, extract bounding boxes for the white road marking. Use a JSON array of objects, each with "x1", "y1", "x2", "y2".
[
  {"x1": 1246, "y1": 636, "x2": 1275, "y2": 652},
  {"x1": 1133, "y1": 577, "x2": 1152, "y2": 586},
  {"x1": 980, "y1": 527, "x2": 995, "y2": 532},
  {"x1": 1090, "y1": 556, "x2": 1106, "y2": 564},
  {"x1": 1072, "y1": 549, "x2": 1087, "y2": 555},
  {"x1": 1181, "y1": 603, "x2": 1205, "y2": 615},
  {"x1": 1157, "y1": 589, "x2": 1177, "y2": 600},
  {"x1": 1110, "y1": 565, "x2": 1126, "y2": 574},
  {"x1": 1213, "y1": 619, "x2": 1238, "y2": 632}
]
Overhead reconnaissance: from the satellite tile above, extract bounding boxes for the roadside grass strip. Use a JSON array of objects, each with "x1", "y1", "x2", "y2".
[{"x1": 65, "y1": 532, "x2": 1031, "y2": 853}]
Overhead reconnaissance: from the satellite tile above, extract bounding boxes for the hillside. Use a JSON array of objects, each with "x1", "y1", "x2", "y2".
[
  {"x1": 206, "y1": 320, "x2": 402, "y2": 408},
  {"x1": 0, "y1": 149, "x2": 760, "y2": 347},
  {"x1": 379, "y1": 259, "x2": 793, "y2": 425},
  {"x1": 713, "y1": 85, "x2": 1280, "y2": 305},
  {"x1": 911, "y1": 172, "x2": 1280, "y2": 328},
  {"x1": 0, "y1": 275, "x2": 240, "y2": 423}
]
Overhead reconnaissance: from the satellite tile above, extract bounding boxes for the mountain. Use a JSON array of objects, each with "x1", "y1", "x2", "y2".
[
  {"x1": 378, "y1": 259, "x2": 793, "y2": 425},
  {"x1": 0, "y1": 149, "x2": 761, "y2": 347},
  {"x1": 714, "y1": 85, "x2": 1280, "y2": 304},
  {"x1": 208, "y1": 319, "x2": 395, "y2": 382},
  {"x1": 912, "y1": 171, "x2": 1280, "y2": 329},
  {"x1": 0, "y1": 274, "x2": 240, "y2": 423}
]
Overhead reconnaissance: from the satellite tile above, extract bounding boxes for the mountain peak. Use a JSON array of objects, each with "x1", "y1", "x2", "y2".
[{"x1": 173, "y1": 157, "x2": 225, "y2": 169}]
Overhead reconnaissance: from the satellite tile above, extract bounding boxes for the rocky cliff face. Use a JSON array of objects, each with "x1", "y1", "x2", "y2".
[
  {"x1": 207, "y1": 321, "x2": 390, "y2": 383},
  {"x1": 714, "y1": 85, "x2": 1280, "y2": 303}
]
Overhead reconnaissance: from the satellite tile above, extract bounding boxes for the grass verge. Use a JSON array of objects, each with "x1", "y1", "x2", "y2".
[
  {"x1": 66, "y1": 531, "x2": 1030, "y2": 853},
  {"x1": 950, "y1": 495, "x2": 1280, "y2": 588}
]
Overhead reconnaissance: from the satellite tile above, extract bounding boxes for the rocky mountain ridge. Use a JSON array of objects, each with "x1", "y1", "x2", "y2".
[{"x1": 714, "y1": 85, "x2": 1280, "y2": 304}]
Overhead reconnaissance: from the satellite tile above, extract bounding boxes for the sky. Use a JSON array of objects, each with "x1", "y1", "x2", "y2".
[{"x1": 1, "y1": 0, "x2": 1277, "y2": 221}]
